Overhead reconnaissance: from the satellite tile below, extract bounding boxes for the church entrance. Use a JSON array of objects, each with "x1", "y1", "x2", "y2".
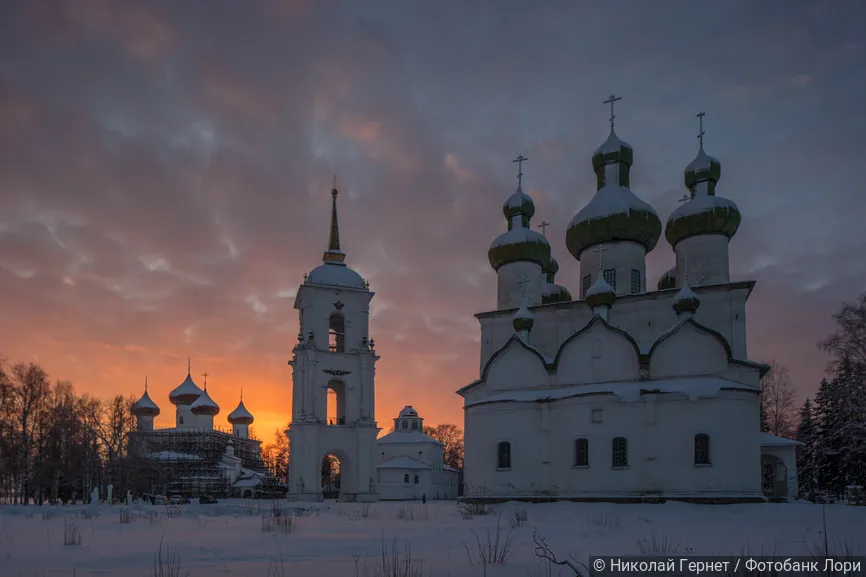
[
  {"x1": 761, "y1": 454, "x2": 788, "y2": 499},
  {"x1": 321, "y1": 453, "x2": 342, "y2": 500}
]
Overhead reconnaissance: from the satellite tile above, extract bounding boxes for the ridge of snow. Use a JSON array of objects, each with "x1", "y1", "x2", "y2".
[
  {"x1": 377, "y1": 456, "x2": 432, "y2": 470},
  {"x1": 377, "y1": 430, "x2": 442, "y2": 445},
  {"x1": 586, "y1": 276, "x2": 615, "y2": 298}
]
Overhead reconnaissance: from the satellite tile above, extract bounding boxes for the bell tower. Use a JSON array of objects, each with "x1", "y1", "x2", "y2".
[{"x1": 287, "y1": 181, "x2": 380, "y2": 502}]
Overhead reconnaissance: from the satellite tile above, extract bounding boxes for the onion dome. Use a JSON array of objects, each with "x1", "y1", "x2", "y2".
[
  {"x1": 169, "y1": 366, "x2": 203, "y2": 406},
  {"x1": 665, "y1": 120, "x2": 741, "y2": 248},
  {"x1": 566, "y1": 128, "x2": 662, "y2": 260},
  {"x1": 306, "y1": 183, "x2": 368, "y2": 290},
  {"x1": 190, "y1": 385, "x2": 220, "y2": 416},
  {"x1": 227, "y1": 393, "x2": 254, "y2": 425},
  {"x1": 512, "y1": 297, "x2": 534, "y2": 333},
  {"x1": 672, "y1": 278, "x2": 700, "y2": 315},
  {"x1": 657, "y1": 266, "x2": 677, "y2": 290},
  {"x1": 585, "y1": 275, "x2": 616, "y2": 309},
  {"x1": 131, "y1": 378, "x2": 160, "y2": 417},
  {"x1": 541, "y1": 256, "x2": 572, "y2": 304},
  {"x1": 399, "y1": 406, "x2": 419, "y2": 418}
]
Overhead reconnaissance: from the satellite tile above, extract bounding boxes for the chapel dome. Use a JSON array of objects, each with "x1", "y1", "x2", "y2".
[
  {"x1": 585, "y1": 276, "x2": 616, "y2": 309},
  {"x1": 512, "y1": 299, "x2": 534, "y2": 333},
  {"x1": 684, "y1": 147, "x2": 721, "y2": 190},
  {"x1": 567, "y1": 128, "x2": 662, "y2": 260},
  {"x1": 169, "y1": 373, "x2": 203, "y2": 406},
  {"x1": 399, "y1": 406, "x2": 419, "y2": 418},
  {"x1": 657, "y1": 266, "x2": 677, "y2": 290},
  {"x1": 227, "y1": 399, "x2": 254, "y2": 425},
  {"x1": 131, "y1": 388, "x2": 160, "y2": 417},
  {"x1": 488, "y1": 185, "x2": 551, "y2": 271},
  {"x1": 307, "y1": 262, "x2": 366, "y2": 289},
  {"x1": 190, "y1": 387, "x2": 220, "y2": 416},
  {"x1": 672, "y1": 279, "x2": 701, "y2": 315},
  {"x1": 542, "y1": 282, "x2": 572, "y2": 304},
  {"x1": 502, "y1": 187, "x2": 536, "y2": 220}
]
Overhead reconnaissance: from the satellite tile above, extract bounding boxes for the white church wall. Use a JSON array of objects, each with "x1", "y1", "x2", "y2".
[
  {"x1": 377, "y1": 469, "x2": 432, "y2": 500},
  {"x1": 497, "y1": 261, "x2": 544, "y2": 310},
  {"x1": 378, "y1": 441, "x2": 437, "y2": 466},
  {"x1": 650, "y1": 323, "x2": 728, "y2": 378},
  {"x1": 486, "y1": 342, "x2": 550, "y2": 391},
  {"x1": 675, "y1": 234, "x2": 730, "y2": 286},
  {"x1": 578, "y1": 240, "x2": 647, "y2": 297},
  {"x1": 554, "y1": 323, "x2": 640, "y2": 385},
  {"x1": 296, "y1": 287, "x2": 373, "y2": 355}
]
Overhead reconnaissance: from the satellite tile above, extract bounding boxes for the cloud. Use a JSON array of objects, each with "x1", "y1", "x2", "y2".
[{"x1": 1, "y1": 0, "x2": 865, "y2": 439}]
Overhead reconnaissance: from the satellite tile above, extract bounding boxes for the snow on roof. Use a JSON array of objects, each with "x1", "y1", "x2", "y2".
[
  {"x1": 667, "y1": 193, "x2": 738, "y2": 222},
  {"x1": 586, "y1": 276, "x2": 615, "y2": 299},
  {"x1": 489, "y1": 226, "x2": 549, "y2": 250},
  {"x1": 306, "y1": 261, "x2": 366, "y2": 289},
  {"x1": 190, "y1": 387, "x2": 220, "y2": 415},
  {"x1": 377, "y1": 456, "x2": 432, "y2": 470},
  {"x1": 233, "y1": 478, "x2": 263, "y2": 488},
  {"x1": 169, "y1": 373, "x2": 203, "y2": 404},
  {"x1": 377, "y1": 430, "x2": 442, "y2": 445},
  {"x1": 398, "y1": 406, "x2": 419, "y2": 417},
  {"x1": 227, "y1": 399, "x2": 254, "y2": 424},
  {"x1": 147, "y1": 451, "x2": 202, "y2": 461},
  {"x1": 465, "y1": 376, "x2": 758, "y2": 408},
  {"x1": 594, "y1": 128, "x2": 632, "y2": 157},
  {"x1": 569, "y1": 184, "x2": 659, "y2": 225},
  {"x1": 131, "y1": 389, "x2": 160, "y2": 415},
  {"x1": 686, "y1": 147, "x2": 719, "y2": 175},
  {"x1": 444, "y1": 465, "x2": 460, "y2": 472},
  {"x1": 673, "y1": 279, "x2": 700, "y2": 313},
  {"x1": 759, "y1": 432, "x2": 802, "y2": 447}
]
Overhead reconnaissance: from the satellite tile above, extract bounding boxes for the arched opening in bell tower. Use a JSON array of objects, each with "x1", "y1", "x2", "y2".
[
  {"x1": 329, "y1": 313, "x2": 345, "y2": 352},
  {"x1": 321, "y1": 453, "x2": 342, "y2": 500},
  {"x1": 326, "y1": 380, "x2": 346, "y2": 425}
]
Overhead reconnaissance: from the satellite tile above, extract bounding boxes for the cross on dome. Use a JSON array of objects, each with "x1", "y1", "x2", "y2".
[
  {"x1": 603, "y1": 94, "x2": 622, "y2": 129},
  {"x1": 513, "y1": 154, "x2": 528, "y2": 188},
  {"x1": 187, "y1": 357, "x2": 191, "y2": 375},
  {"x1": 678, "y1": 194, "x2": 690, "y2": 205},
  {"x1": 538, "y1": 221, "x2": 550, "y2": 237},
  {"x1": 202, "y1": 372, "x2": 209, "y2": 389},
  {"x1": 516, "y1": 276, "x2": 531, "y2": 299},
  {"x1": 697, "y1": 112, "x2": 706, "y2": 148},
  {"x1": 592, "y1": 244, "x2": 608, "y2": 274}
]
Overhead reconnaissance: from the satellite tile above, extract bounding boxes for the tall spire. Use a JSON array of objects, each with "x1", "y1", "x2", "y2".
[
  {"x1": 145, "y1": 375, "x2": 148, "y2": 392},
  {"x1": 187, "y1": 357, "x2": 191, "y2": 376},
  {"x1": 323, "y1": 176, "x2": 346, "y2": 263}
]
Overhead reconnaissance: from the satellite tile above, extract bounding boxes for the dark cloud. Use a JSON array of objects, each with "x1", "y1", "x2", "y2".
[{"x1": 1, "y1": 0, "x2": 864, "y2": 437}]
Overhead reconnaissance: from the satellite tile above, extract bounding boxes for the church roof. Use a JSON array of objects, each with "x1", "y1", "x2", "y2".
[
  {"x1": 377, "y1": 456, "x2": 432, "y2": 470},
  {"x1": 759, "y1": 432, "x2": 803, "y2": 447},
  {"x1": 398, "y1": 405, "x2": 419, "y2": 418},
  {"x1": 190, "y1": 387, "x2": 220, "y2": 416},
  {"x1": 307, "y1": 261, "x2": 366, "y2": 289},
  {"x1": 228, "y1": 398, "x2": 254, "y2": 424},
  {"x1": 377, "y1": 430, "x2": 442, "y2": 445},
  {"x1": 131, "y1": 387, "x2": 160, "y2": 416},
  {"x1": 169, "y1": 372, "x2": 203, "y2": 405}
]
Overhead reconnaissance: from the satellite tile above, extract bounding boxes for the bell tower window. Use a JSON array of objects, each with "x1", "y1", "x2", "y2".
[{"x1": 329, "y1": 313, "x2": 345, "y2": 352}]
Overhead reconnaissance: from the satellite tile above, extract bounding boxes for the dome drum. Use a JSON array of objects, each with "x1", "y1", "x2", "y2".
[
  {"x1": 591, "y1": 140, "x2": 634, "y2": 173},
  {"x1": 567, "y1": 211, "x2": 662, "y2": 260},
  {"x1": 665, "y1": 203, "x2": 741, "y2": 248},
  {"x1": 596, "y1": 162, "x2": 631, "y2": 190}
]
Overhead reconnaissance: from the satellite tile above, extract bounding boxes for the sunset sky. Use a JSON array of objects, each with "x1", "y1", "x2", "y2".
[{"x1": 1, "y1": 0, "x2": 865, "y2": 443}]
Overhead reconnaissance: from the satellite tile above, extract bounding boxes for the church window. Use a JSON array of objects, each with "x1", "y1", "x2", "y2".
[
  {"x1": 412, "y1": 420, "x2": 418, "y2": 430},
  {"x1": 694, "y1": 434, "x2": 711, "y2": 465},
  {"x1": 582, "y1": 275, "x2": 591, "y2": 299},
  {"x1": 414, "y1": 475, "x2": 419, "y2": 484},
  {"x1": 591, "y1": 408, "x2": 603, "y2": 423},
  {"x1": 328, "y1": 313, "x2": 345, "y2": 352},
  {"x1": 574, "y1": 438, "x2": 589, "y2": 467},
  {"x1": 402, "y1": 420, "x2": 408, "y2": 429},
  {"x1": 603, "y1": 269, "x2": 616, "y2": 291},
  {"x1": 497, "y1": 441, "x2": 511, "y2": 469},
  {"x1": 612, "y1": 437, "x2": 628, "y2": 468},
  {"x1": 630, "y1": 269, "x2": 641, "y2": 294},
  {"x1": 179, "y1": 416, "x2": 184, "y2": 425},
  {"x1": 404, "y1": 474, "x2": 410, "y2": 483}
]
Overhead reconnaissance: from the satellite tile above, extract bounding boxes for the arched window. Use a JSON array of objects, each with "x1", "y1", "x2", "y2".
[
  {"x1": 574, "y1": 438, "x2": 589, "y2": 467},
  {"x1": 403, "y1": 473, "x2": 410, "y2": 483},
  {"x1": 612, "y1": 437, "x2": 628, "y2": 468},
  {"x1": 411, "y1": 420, "x2": 418, "y2": 430},
  {"x1": 694, "y1": 434, "x2": 711, "y2": 465},
  {"x1": 497, "y1": 441, "x2": 511, "y2": 469},
  {"x1": 413, "y1": 475, "x2": 419, "y2": 484},
  {"x1": 329, "y1": 313, "x2": 345, "y2": 352}
]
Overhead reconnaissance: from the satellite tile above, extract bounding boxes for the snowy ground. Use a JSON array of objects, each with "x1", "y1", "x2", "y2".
[{"x1": 1, "y1": 499, "x2": 864, "y2": 577}]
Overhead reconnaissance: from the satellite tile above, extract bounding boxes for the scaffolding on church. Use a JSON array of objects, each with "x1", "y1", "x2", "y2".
[{"x1": 128, "y1": 428, "x2": 267, "y2": 498}]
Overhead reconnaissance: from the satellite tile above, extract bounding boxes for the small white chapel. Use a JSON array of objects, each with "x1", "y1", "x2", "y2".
[{"x1": 458, "y1": 101, "x2": 800, "y2": 503}]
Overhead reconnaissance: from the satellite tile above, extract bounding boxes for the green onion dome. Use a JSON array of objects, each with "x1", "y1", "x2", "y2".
[
  {"x1": 567, "y1": 129, "x2": 662, "y2": 260},
  {"x1": 489, "y1": 186, "x2": 551, "y2": 271},
  {"x1": 665, "y1": 147, "x2": 741, "y2": 248},
  {"x1": 657, "y1": 266, "x2": 677, "y2": 290},
  {"x1": 672, "y1": 278, "x2": 701, "y2": 315},
  {"x1": 585, "y1": 275, "x2": 616, "y2": 309},
  {"x1": 512, "y1": 298, "x2": 535, "y2": 333},
  {"x1": 541, "y1": 256, "x2": 572, "y2": 303}
]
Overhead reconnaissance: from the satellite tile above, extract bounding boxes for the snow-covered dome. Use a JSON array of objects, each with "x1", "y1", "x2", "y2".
[
  {"x1": 512, "y1": 298, "x2": 534, "y2": 333},
  {"x1": 666, "y1": 144, "x2": 740, "y2": 248},
  {"x1": 169, "y1": 372, "x2": 203, "y2": 406},
  {"x1": 672, "y1": 278, "x2": 700, "y2": 315},
  {"x1": 488, "y1": 225, "x2": 551, "y2": 270},
  {"x1": 399, "y1": 406, "x2": 419, "y2": 418},
  {"x1": 227, "y1": 397, "x2": 254, "y2": 425},
  {"x1": 502, "y1": 187, "x2": 536, "y2": 220},
  {"x1": 657, "y1": 266, "x2": 677, "y2": 290},
  {"x1": 541, "y1": 256, "x2": 572, "y2": 304},
  {"x1": 131, "y1": 385, "x2": 160, "y2": 417},
  {"x1": 567, "y1": 128, "x2": 662, "y2": 260},
  {"x1": 306, "y1": 261, "x2": 366, "y2": 289},
  {"x1": 190, "y1": 386, "x2": 220, "y2": 416},
  {"x1": 585, "y1": 275, "x2": 616, "y2": 309}
]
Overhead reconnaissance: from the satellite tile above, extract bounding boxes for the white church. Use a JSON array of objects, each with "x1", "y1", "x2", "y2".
[
  {"x1": 286, "y1": 186, "x2": 458, "y2": 502},
  {"x1": 458, "y1": 103, "x2": 800, "y2": 503}
]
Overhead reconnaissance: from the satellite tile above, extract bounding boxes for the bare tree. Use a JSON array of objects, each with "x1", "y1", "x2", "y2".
[
  {"x1": 761, "y1": 361, "x2": 796, "y2": 438},
  {"x1": 423, "y1": 423, "x2": 464, "y2": 469},
  {"x1": 5, "y1": 362, "x2": 50, "y2": 503},
  {"x1": 262, "y1": 425, "x2": 290, "y2": 483},
  {"x1": 819, "y1": 292, "x2": 866, "y2": 370}
]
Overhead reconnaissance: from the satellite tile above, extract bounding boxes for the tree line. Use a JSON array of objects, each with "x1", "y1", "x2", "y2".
[{"x1": 760, "y1": 292, "x2": 866, "y2": 499}]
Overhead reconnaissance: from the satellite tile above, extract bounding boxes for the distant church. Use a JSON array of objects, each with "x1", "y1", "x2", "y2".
[
  {"x1": 128, "y1": 369, "x2": 268, "y2": 498},
  {"x1": 286, "y1": 184, "x2": 458, "y2": 502},
  {"x1": 458, "y1": 101, "x2": 800, "y2": 503}
]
